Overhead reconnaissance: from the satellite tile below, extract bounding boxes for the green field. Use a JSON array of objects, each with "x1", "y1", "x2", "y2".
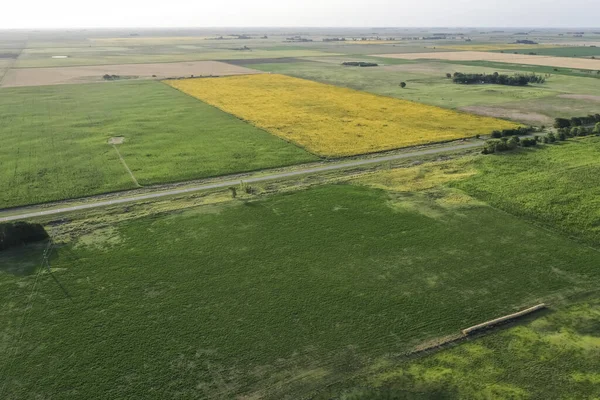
[
  {"x1": 0, "y1": 80, "x2": 316, "y2": 209},
  {"x1": 454, "y1": 137, "x2": 600, "y2": 246},
  {"x1": 3, "y1": 162, "x2": 600, "y2": 398},
  {"x1": 443, "y1": 59, "x2": 600, "y2": 79},
  {"x1": 488, "y1": 95, "x2": 600, "y2": 121},
  {"x1": 334, "y1": 296, "x2": 600, "y2": 399},
  {"x1": 493, "y1": 46, "x2": 600, "y2": 58}
]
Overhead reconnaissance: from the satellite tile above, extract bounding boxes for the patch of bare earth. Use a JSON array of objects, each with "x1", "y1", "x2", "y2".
[
  {"x1": 558, "y1": 94, "x2": 600, "y2": 102},
  {"x1": 373, "y1": 51, "x2": 600, "y2": 71},
  {"x1": 108, "y1": 136, "x2": 125, "y2": 144},
  {"x1": 1, "y1": 61, "x2": 263, "y2": 88},
  {"x1": 460, "y1": 105, "x2": 553, "y2": 125}
]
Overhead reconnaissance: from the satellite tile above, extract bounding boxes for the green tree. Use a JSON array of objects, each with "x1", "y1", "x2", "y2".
[
  {"x1": 507, "y1": 136, "x2": 520, "y2": 149},
  {"x1": 570, "y1": 127, "x2": 579, "y2": 137},
  {"x1": 554, "y1": 118, "x2": 571, "y2": 129}
]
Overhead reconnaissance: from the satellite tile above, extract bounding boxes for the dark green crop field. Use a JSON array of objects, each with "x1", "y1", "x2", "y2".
[
  {"x1": 3, "y1": 177, "x2": 600, "y2": 398},
  {"x1": 0, "y1": 81, "x2": 316, "y2": 209}
]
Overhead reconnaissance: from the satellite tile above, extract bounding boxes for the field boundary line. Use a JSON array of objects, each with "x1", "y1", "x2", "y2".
[
  {"x1": 112, "y1": 144, "x2": 141, "y2": 188},
  {"x1": 0, "y1": 47, "x2": 24, "y2": 87}
]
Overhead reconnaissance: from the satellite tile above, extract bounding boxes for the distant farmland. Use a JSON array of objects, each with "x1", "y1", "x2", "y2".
[
  {"x1": 375, "y1": 51, "x2": 600, "y2": 70},
  {"x1": 1, "y1": 60, "x2": 263, "y2": 87}
]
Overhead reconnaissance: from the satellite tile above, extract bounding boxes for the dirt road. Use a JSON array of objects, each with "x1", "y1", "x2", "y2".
[{"x1": 0, "y1": 141, "x2": 482, "y2": 222}]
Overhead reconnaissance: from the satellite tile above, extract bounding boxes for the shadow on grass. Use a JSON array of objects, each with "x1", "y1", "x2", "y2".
[
  {"x1": 0, "y1": 240, "x2": 52, "y2": 276},
  {"x1": 0, "y1": 240, "x2": 73, "y2": 300}
]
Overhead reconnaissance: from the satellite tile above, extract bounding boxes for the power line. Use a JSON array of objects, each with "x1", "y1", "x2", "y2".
[{"x1": 0, "y1": 239, "x2": 52, "y2": 397}]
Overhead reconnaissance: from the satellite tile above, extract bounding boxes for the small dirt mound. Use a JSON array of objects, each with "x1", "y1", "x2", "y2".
[{"x1": 108, "y1": 136, "x2": 125, "y2": 144}]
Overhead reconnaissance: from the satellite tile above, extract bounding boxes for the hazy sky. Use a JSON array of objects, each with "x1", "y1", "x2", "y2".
[{"x1": 2, "y1": 0, "x2": 599, "y2": 29}]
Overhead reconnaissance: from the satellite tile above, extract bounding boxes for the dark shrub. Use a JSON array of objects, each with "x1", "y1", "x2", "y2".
[
  {"x1": 554, "y1": 118, "x2": 571, "y2": 129},
  {"x1": 0, "y1": 222, "x2": 49, "y2": 251},
  {"x1": 558, "y1": 131, "x2": 567, "y2": 141}
]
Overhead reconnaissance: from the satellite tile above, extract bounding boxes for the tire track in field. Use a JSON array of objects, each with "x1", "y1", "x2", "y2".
[{"x1": 112, "y1": 144, "x2": 141, "y2": 188}]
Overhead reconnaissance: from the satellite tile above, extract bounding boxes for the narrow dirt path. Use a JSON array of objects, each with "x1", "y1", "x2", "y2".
[{"x1": 113, "y1": 144, "x2": 141, "y2": 188}]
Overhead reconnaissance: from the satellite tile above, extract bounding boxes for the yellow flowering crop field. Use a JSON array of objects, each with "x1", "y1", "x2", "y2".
[{"x1": 165, "y1": 74, "x2": 519, "y2": 157}]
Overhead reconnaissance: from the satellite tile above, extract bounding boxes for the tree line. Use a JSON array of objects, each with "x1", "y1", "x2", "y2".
[
  {"x1": 490, "y1": 126, "x2": 536, "y2": 138},
  {"x1": 450, "y1": 71, "x2": 545, "y2": 86},
  {"x1": 482, "y1": 136, "x2": 539, "y2": 154},
  {"x1": 553, "y1": 114, "x2": 600, "y2": 128},
  {"x1": 556, "y1": 123, "x2": 600, "y2": 137},
  {"x1": 342, "y1": 62, "x2": 378, "y2": 67},
  {"x1": 484, "y1": 120, "x2": 600, "y2": 155}
]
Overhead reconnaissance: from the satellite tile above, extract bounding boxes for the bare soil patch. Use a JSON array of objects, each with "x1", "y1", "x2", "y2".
[
  {"x1": 460, "y1": 105, "x2": 553, "y2": 125},
  {"x1": 558, "y1": 94, "x2": 600, "y2": 102},
  {"x1": 1, "y1": 61, "x2": 263, "y2": 88},
  {"x1": 374, "y1": 51, "x2": 600, "y2": 71},
  {"x1": 108, "y1": 136, "x2": 125, "y2": 145}
]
